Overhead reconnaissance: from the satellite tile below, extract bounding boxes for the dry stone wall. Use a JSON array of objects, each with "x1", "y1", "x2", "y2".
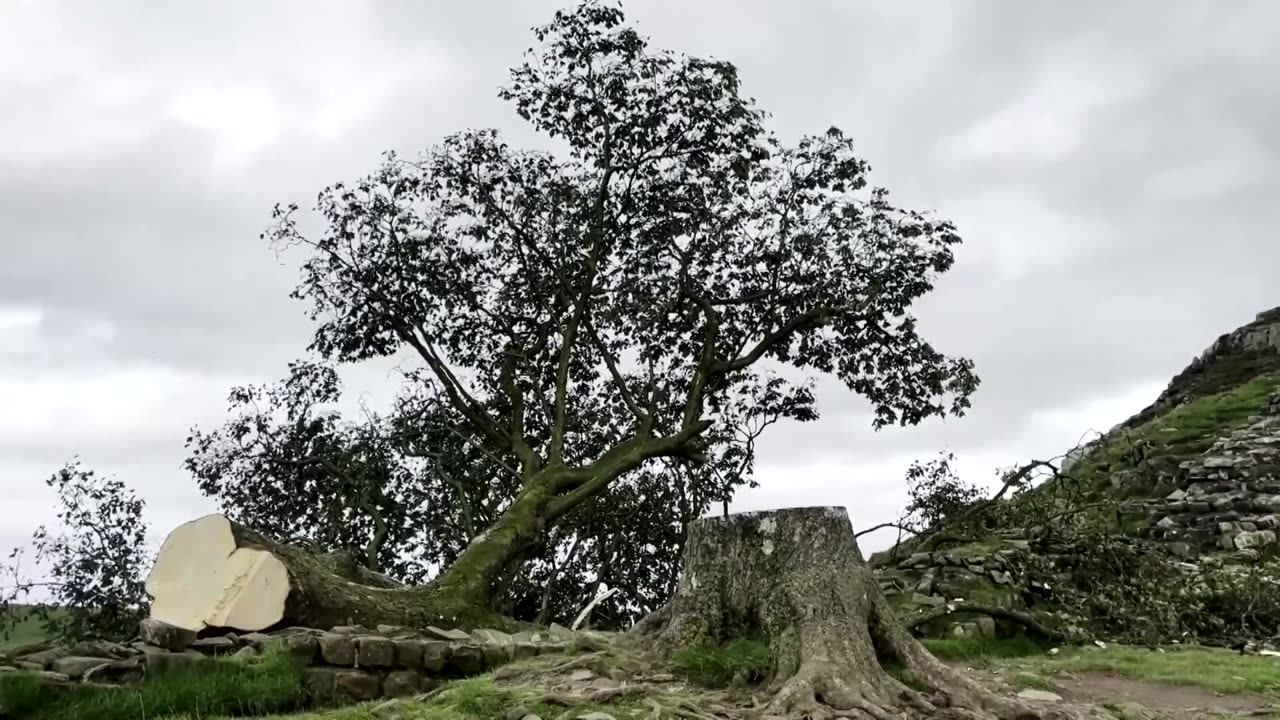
[
  {"x1": 1132, "y1": 392, "x2": 1280, "y2": 558},
  {"x1": 0, "y1": 618, "x2": 606, "y2": 704}
]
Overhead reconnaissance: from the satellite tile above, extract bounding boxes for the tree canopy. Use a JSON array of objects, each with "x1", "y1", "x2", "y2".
[{"x1": 191, "y1": 0, "x2": 978, "y2": 616}]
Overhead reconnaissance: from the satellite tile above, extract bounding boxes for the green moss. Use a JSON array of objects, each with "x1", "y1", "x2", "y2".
[
  {"x1": 0, "y1": 646, "x2": 313, "y2": 720},
  {"x1": 670, "y1": 636, "x2": 771, "y2": 688}
]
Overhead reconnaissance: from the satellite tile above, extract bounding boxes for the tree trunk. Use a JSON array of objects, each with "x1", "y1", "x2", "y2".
[
  {"x1": 632, "y1": 507, "x2": 1098, "y2": 720},
  {"x1": 146, "y1": 514, "x2": 515, "y2": 633},
  {"x1": 428, "y1": 482, "x2": 554, "y2": 606}
]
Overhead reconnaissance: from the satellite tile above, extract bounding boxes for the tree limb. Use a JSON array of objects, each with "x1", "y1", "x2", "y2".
[
  {"x1": 854, "y1": 522, "x2": 919, "y2": 540},
  {"x1": 904, "y1": 602, "x2": 1073, "y2": 642},
  {"x1": 549, "y1": 124, "x2": 614, "y2": 466}
]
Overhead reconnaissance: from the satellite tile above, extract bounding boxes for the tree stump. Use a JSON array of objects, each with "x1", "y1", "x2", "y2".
[{"x1": 633, "y1": 507, "x2": 1096, "y2": 720}]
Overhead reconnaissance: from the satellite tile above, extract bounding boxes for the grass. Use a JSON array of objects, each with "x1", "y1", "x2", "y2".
[
  {"x1": 0, "y1": 646, "x2": 314, "y2": 720},
  {"x1": 938, "y1": 637, "x2": 1280, "y2": 699},
  {"x1": 0, "y1": 605, "x2": 61, "y2": 652},
  {"x1": 921, "y1": 635, "x2": 1052, "y2": 662},
  {"x1": 669, "y1": 636, "x2": 771, "y2": 688},
  {"x1": 1017, "y1": 644, "x2": 1280, "y2": 697},
  {"x1": 1064, "y1": 372, "x2": 1280, "y2": 499}
]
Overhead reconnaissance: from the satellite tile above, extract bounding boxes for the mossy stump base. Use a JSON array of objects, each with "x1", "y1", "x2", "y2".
[{"x1": 632, "y1": 507, "x2": 1098, "y2": 720}]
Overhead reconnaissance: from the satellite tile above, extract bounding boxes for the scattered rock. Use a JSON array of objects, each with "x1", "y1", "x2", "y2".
[
  {"x1": 239, "y1": 632, "x2": 276, "y2": 649},
  {"x1": 426, "y1": 626, "x2": 471, "y2": 642},
  {"x1": 138, "y1": 619, "x2": 197, "y2": 652},
  {"x1": 472, "y1": 628, "x2": 513, "y2": 645},
  {"x1": 17, "y1": 646, "x2": 69, "y2": 666},
  {"x1": 50, "y1": 656, "x2": 112, "y2": 680},
  {"x1": 83, "y1": 657, "x2": 145, "y2": 685},
  {"x1": 190, "y1": 636, "x2": 237, "y2": 656},
  {"x1": 1016, "y1": 688, "x2": 1062, "y2": 702},
  {"x1": 1110, "y1": 701, "x2": 1154, "y2": 719},
  {"x1": 34, "y1": 670, "x2": 72, "y2": 687}
]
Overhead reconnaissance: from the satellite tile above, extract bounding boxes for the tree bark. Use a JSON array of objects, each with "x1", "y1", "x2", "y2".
[
  {"x1": 632, "y1": 507, "x2": 1099, "y2": 720},
  {"x1": 146, "y1": 514, "x2": 516, "y2": 633}
]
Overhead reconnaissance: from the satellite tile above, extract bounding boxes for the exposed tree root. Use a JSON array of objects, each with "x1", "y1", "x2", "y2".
[{"x1": 632, "y1": 507, "x2": 1105, "y2": 720}]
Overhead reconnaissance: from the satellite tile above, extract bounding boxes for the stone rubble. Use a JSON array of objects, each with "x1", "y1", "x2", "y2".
[{"x1": 0, "y1": 618, "x2": 612, "y2": 705}]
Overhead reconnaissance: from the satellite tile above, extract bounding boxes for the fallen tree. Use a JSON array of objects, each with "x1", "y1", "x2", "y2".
[
  {"x1": 181, "y1": 0, "x2": 982, "y2": 639},
  {"x1": 145, "y1": 514, "x2": 507, "y2": 632},
  {"x1": 632, "y1": 507, "x2": 1096, "y2": 720}
]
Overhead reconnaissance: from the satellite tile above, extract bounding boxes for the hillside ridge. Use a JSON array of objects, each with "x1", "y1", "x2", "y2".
[{"x1": 875, "y1": 304, "x2": 1280, "y2": 645}]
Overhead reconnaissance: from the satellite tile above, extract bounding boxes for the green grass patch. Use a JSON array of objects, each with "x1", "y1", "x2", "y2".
[
  {"x1": 996, "y1": 644, "x2": 1280, "y2": 698},
  {"x1": 0, "y1": 605, "x2": 61, "y2": 652},
  {"x1": 927, "y1": 638, "x2": 1280, "y2": 698},
  {"x1": 1035, "y1": 645, "x2": 1280, "y2": 697},
  {"x1": 670, "y1": 636, "x2": 771, "y2": 688},
  {"x1": 921, "y1": 635, "x2": 1053, "y2": 662},
  {"x1": 0, "y1": 647, "x2": 314, "y2": 720},
  {"x1": 1007, "y1": 671, "x2": 1057, "y2": 692}
]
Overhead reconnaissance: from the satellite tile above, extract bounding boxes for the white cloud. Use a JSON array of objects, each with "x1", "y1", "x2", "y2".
[
  {"x1": 948, "y1": 35, "x2": 1149, "y2": 163},
  {"x1": 168, "y1": 86, "x2": 285, "y2": 172},
  {"x1": 0, "y1": 364, "x2": 253, "y2": 446},
  {"x1": 1028, "y1": 381, "x2": 1167, "y2": 441},
  {"x1": 1144, "y1": 134, "x2": 1271, "y2": 202}
]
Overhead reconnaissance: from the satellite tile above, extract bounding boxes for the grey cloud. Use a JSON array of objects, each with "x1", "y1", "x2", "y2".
[{"x1": 1, "y1": 0, "x2": 1278, "y2": 551}]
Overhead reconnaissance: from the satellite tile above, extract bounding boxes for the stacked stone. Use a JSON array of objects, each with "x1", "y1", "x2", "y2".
[
  {"x1": 879, "y1": 538, "x2": 1031, "y2": 637},
  {"x1": 0, "y1": 618, "x2": 603, "y2": 704},
  {"x1": 1145, "y1": 413, "x2": 1280, "y2": 555}
]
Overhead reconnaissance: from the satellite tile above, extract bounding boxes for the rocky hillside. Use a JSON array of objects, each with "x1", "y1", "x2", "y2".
[{"x1": 875, "y1": 305, "x2": 1280, "y2": 643}]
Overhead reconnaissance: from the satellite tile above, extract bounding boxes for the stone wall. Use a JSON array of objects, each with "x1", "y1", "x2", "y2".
[
  {"x1": 1132, "y1": 392, "x2": 1280, "y2": 558},
  {"x1": 877, "y1": 536, "x2": 1032, "y2": 637},
  {"x1": 0, "y1": 618, "x2": 603, "y2": 704}
]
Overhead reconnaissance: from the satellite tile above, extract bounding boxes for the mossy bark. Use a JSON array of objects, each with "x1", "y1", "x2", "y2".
[
  {"x1": 427, "y1": 482, "x2": 555, "y2": 609},
  {"x1": 632, "y1": 507, "x2": 1098, "y2": 720},
  {"x1": 209, "y1": 470, "x2": 589, "y2": 632},
  {"x1": 217, "y1": 520, "x2": 516, "y2": 632}
]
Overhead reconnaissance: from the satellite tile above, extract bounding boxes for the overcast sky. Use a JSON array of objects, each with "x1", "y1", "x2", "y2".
[{"x1": 2, "y1": 0, "x2": 1278, "y2": 568}]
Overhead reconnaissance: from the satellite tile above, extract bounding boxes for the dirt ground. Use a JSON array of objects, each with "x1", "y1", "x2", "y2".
[{"x1": 954, "y1": 662, "x2": 1280, "y2": 719}]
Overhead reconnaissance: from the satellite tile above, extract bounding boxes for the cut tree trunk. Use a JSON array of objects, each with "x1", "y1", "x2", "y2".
[
  {"x1": 145, "y1": 514, "x2": 512, "y2": 633},
  {"x1": 632, "y1": 507, "x2": 1099, "y2": 720}
]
